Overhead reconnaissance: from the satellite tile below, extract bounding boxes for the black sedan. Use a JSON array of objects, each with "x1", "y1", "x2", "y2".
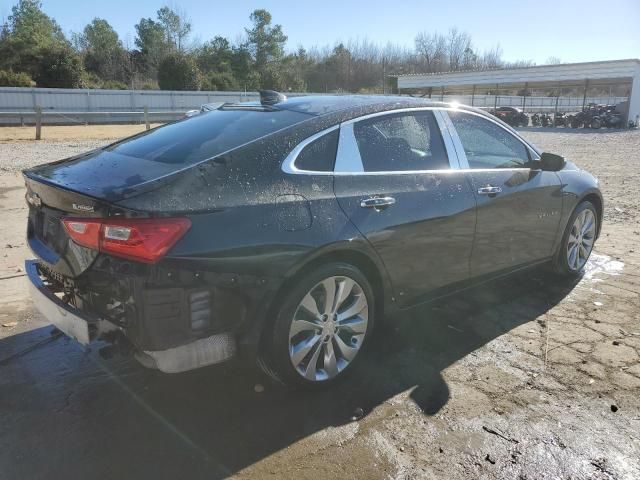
[{"x1": 23, "y1": 92, "x2": 602, "y2": 388}]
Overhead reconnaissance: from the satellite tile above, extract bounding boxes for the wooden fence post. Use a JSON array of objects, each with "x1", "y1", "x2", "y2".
[
  {"x1": 144, "y1": 106, "x2": 149, "y2": 130},
  {"x1": 35, "y1": 106, "x2": 42, "y2": 140}
]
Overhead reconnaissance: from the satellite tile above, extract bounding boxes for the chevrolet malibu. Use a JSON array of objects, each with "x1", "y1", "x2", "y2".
[{"x1": 23, "y1": 92, "x2": 602, "y2": 388}]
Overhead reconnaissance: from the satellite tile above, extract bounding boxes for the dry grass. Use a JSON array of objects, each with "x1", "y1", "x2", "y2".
[{"x1": 0, "y1": 123, "x2": 164, "y2": 142}]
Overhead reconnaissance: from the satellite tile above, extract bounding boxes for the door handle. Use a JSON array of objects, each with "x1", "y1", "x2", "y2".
[
  {"x1": 477, "y1": 186, "x2": 502, "y2": 196},
  {"x1": 360, "y1": 196, "x2": 396, "y2": 210}
]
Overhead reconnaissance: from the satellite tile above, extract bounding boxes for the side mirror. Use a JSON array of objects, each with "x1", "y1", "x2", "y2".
[{"x1": 539, "y1": 152, "x2": 566, "y2": 171}]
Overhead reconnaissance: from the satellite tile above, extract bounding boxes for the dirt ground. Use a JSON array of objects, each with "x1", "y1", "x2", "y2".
[
  {"x1": 0, "y1": 123, "x2": 163, "y2": 142},
  {"x1": 0, "y1": 127, "x2": 639, "y2": 480}
]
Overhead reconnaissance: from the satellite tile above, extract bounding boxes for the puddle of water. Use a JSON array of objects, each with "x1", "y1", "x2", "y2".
[{"x1": 582, "y1": 253, "x2": 624, "y2": 283}]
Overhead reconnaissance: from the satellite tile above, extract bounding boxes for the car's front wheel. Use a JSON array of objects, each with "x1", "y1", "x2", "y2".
[
  {"x1": 260, "y1": 262, "x2": 375, "y2": 388},
  {"x1": 553, "y1": 201, "x2": 598, "y2": 275}
]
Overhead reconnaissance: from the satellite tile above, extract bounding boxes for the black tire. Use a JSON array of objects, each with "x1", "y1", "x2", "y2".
[
  {"x1": 552, "y1": 201, "x2": 598, "y2": 276},
  {"x1": 258, "y1": 262, "x2": 376, "y2": 389},
  {"x1": 571, "y1": 119, "x2": 581, "y2": 129},
  {"x1": 591, "y1": 118, "x2": 602, "y2": 129}
]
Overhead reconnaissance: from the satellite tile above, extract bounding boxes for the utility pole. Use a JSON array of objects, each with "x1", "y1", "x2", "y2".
[
  {"x1": 582, "y1": 79, "x2": 589, "y2": 110},
  {"x1": 35, "y1": 106, "x2": 42, "y2": 141},
  {"x1": 382, "y1": 57, "x2": 386, "y2": 94}
]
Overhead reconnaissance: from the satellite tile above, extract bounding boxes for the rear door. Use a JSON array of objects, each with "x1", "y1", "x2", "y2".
[
  {"x1": 332, "y1": 109, "x2": 476, "y2": 307},
  {"x1": 445, "y1": 110, "x2": 563, "y2": 276}
]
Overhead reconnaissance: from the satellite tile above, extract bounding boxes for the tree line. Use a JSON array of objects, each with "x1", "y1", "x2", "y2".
[{"x1": 0, "y1": 0, "x2": 534, "y2": 92}]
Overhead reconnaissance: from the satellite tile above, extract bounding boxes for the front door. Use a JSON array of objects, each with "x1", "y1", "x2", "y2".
[
  {"x1": 333, "y1": 110, "x2": 476, "y2": 307},
  {"x1": 446, "y1": 110, "x2": 563, "y2": 276}
]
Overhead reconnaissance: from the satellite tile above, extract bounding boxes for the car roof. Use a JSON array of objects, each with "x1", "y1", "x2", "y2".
[
  {"x1": 222, "y1": 94, "x2": 446, "y2": 117},
  {"x1": 277, "y1": 95, "x2": 443, "y2": 115},
  {"x1": 215, "y1": 94, "x2": 527, "y2": 148}
]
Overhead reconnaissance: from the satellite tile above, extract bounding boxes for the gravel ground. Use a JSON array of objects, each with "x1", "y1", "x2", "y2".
[
  {"x1": 0, "y1": 124, "x2": 164, "y2": 142},
  {"x1": 520, "y1": 128, "x2": 640, "y2": 226},
  {"x1": 0, "y1": 128, "x2": 639, "y2": 480},
  {"x1": 0, "y1": 140, "x2": 107, "y2": 172}
]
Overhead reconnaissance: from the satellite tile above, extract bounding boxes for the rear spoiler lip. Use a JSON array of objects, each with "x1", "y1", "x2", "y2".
[
  {"x1": 22, "y1": 172, "x2": 146, "y2": 220},
  {"x1": 22, "y1": 167, "x2": 173, "y2": 206}
]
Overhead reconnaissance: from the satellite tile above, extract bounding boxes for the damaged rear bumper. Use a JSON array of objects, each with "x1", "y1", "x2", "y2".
[
  {"x1": 25, "y1": 259, "x2": 237, "y2": 372},
  {"x1": 26, "y1": 259, "x2": 94, "y2": 345},
  {"x1": 136, "y1": 333, "x2": 236, "y2": 373}
]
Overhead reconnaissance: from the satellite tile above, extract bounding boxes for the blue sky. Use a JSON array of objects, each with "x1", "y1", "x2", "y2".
[{"x1": 2, "y1": 0, "x2": 639, "y2": 63}]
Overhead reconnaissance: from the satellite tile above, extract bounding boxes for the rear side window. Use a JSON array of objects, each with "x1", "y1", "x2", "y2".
[
  {"x1": 448, "y1": 112, "x2": 530, "y2": 169},
  {"x1": 353, "y1": 111, "x2": 449, "y2": 172},
  {"x1": 107, "y1": 108, "x2": 310, "y2": 165},
  {"x1": 294, "y1": 129, "x2": 339, "y2": 172}
]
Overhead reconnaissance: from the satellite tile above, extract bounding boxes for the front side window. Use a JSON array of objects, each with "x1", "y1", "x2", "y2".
[
  {"x1": 352, "y1": 111, "x2": 449, "y2": 172},
  {"x1": 448, "y1": 112, "x2": 530, "y2": 169}
]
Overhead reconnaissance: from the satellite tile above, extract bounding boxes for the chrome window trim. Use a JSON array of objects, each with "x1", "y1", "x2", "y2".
[
  {"x1": 441, "y1": 108, "x2": 542, "y2": 170},
  {"x1": 436, "y1": 109, "x2": 468, "y2": 169},
  {"x1": 281, "y1": 106, "x2": 461, "y2": 176},
  {"x1": 433, "y1": 110, "x2": 461, "y2": 170},
  {"x1": 335, "y1": 122, "x2": 364, "y2": 173}
]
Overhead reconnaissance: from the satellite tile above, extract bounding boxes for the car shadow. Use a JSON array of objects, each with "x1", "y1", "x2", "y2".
[{"x1": 0, "y1": 266, "x2": 580, "y2": 479}]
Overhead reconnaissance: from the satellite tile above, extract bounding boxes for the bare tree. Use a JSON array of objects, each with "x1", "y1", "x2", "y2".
[
  {"x1": 506, "y1": 59, "x2": 536, "y2": 69},
  {"x1": 446, "y1": 28, "x2": 472, "y2": 71},
  {"x1": 481, "y1": 44, "x2": 504, "y2": 69},
  {"x1": 414, "y1": 31, "x2": 447, "y2": 72}
]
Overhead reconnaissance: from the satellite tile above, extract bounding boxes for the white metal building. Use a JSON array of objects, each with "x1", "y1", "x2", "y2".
[{"x1": 396, "y1": 59, "x2": 640, "y2": 124}]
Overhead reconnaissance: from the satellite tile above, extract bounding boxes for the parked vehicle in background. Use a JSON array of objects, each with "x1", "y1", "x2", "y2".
[
  {"x1": 554, "y1": 112, "x2": 570, "y2": 127},
  {"x1": 23, "y1": 93, "x2": 602, "y2": 388},
  {"x1": 540, "y1": 113, "x2": 552, "y2": 127},
  {"x1": 489, "y1": 106, "x2": 529, "y2": 127},
  {"x1": 183, "y1": 102, "x2": 224, "y2": 118},
  {"x1": 531, "y1": 113, "x2": 541, "y2": 127},
  {"x1": 568, "y1": 104, "x2": 623, "y2": 129},
  {"x1": 599, "y1": 106, "x2": 623, "y2": 128}
]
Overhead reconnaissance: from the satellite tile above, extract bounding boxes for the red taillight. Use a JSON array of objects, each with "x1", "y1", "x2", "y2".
[
  {"x1": 62, "y1": 217, "x2": 191, "y2": 264},
  {"x1": 62, "y1": 220, "x2": 101, "y2": 250}
]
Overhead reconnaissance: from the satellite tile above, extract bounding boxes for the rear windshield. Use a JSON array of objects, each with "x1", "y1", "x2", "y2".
[{"x1": 106, "y1": 108, "x2": 311, "y2": 164}]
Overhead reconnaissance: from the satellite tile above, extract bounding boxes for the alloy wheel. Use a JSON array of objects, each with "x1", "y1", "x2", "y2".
[
  {"x1": 288, "y1": 276, "x2": 369, "y2": 382},
  {"x1": 567, "y1": 209, "x2": 596, "y2": 271}
]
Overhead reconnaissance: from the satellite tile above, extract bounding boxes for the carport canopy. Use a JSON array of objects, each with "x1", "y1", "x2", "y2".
[{"x1": 396, "y1": 59, "x2": 640, "y2": 124}]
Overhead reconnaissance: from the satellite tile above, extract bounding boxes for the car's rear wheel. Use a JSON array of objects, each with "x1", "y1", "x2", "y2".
[
  {"x1": 553, "y1": 201, "x2": 598, "y2": 275},
  {"x1": 260, "y1": 262, "x2": 375, "y2": 389}
]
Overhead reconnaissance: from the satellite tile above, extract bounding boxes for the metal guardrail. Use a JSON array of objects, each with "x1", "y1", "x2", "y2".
[
  {"x1": 0, "y1": 109, "x2": 186, "y2": 139},
  {"x1": 0, "y1": 97, "x2": 631, "y2": 139}
]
